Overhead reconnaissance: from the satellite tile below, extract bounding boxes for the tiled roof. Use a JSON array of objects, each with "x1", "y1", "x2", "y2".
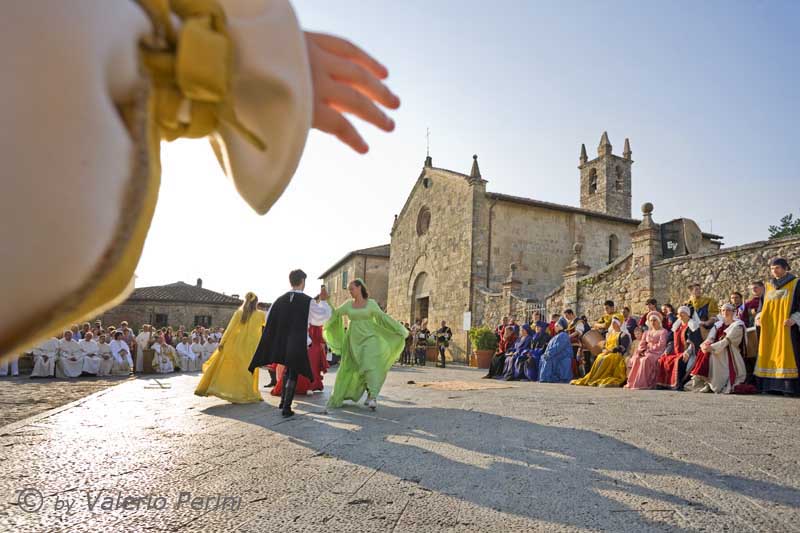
[
  {"x1": 127, "y1": 282, "x2": 242, "y2": 306},
  {"x1": 318, "y1": 244, "x2": 390, "y2": 280}
]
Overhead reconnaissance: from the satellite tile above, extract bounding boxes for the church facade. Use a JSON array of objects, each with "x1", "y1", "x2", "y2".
[{"x1": 385, "y1": 132, "x2": 721, "y2": 361}]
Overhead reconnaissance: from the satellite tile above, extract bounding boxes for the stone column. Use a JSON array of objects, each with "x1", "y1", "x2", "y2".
[
  {"x1": 629, "y1": 202, "x2": 662, "y2": 304},
  {"x1": 502, "y1": 263, "x2": 522, "y2": 317},
  {"x1": 562, "y1": 243, "x2": 590, "y2": 315}
]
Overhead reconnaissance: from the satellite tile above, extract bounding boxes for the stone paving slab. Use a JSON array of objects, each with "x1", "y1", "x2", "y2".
[{"x1": 0, "y1": 366, "x2": 798, "y2": 532}]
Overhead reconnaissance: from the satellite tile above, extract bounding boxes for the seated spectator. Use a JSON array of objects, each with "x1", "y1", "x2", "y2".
[
  {"x1": 628, "y1": 326, "x2": 643, "y2": 372},
  {"x1": 92, "y1": 320, "x2": 103, "y2": 338},
  {"x1": 684, "y1": 283, "x2": 718, "y2": 329},
  {"x1": 202, "y1": 336, "x2": 217, "y2": 365},
  {"x1": 191, "y1": 336, "x2": 205, "y2": 369},
  {"x1": 743, "y1": 281, "x2": 764, "y2": 328},
  {"x1": 56, "y1": 330, "x2": 83, "y2": 378},
  {"x1": 729, "y1": 291, "x2": 747, "y2": 324},
  {"x1": 30, "y1": 337, "x2": 59, "y2": 378},
  {"x1": 501, "y1": 323, "x2": 534, "y2": 380},
  {"x1": 538, "y1": 317, "x2": 573, "y2": 383},
  {"x1": 164, "y1": 327, "x2": 174, "y2": 346},
  {"x1": 134, "y1": 324, "x2": 154, "y2": 373},
  {"x1": 0, "y1": 352, "x2": 20, "y2": 377},
  {"x1": 656, "y1": 306, "x2": 702, "y2": 390},
  {"x1": 622, "y1": 307, "x2": 637, "y2": 332},
  {"x1": 109, "y1": 331, "x2": 133, "y2": 375},
  {"x1": 152, "y1": 335, "x2": 176, "y2": 373},
  {"x1": 626, "y1": 312, "x2": 669, "y2": 390},
  {"x1": 638, "y1": 299, "x2": 659, "y2": 329},
  {"x1": 177, "y1": 335, "x2": 196, "y2": 371},
  {"x1": 79, "y1": 332, "x2": 101, "y2": 375},
  {"x1": 592, "y1": 300, "x2": 616, "y2": 333},
  {"x1": 484, "y1": 326, "x2": 517, "y2": 379},
  {"x1": 572, "y1": 314, "x2": 630, "y2": 387},
  {"x1": 518, "y1": 321, "x2": 550, "y2": 381},
  {"x1": 97, "y1": 334, "x2": 114, "y2": 376},
  {"x1": 686, "y1": 303, "x2": 747, "y2": 393},
  {"x1": 661, "y1": 304, "x2": 677, "y2": 330},
  {"x1": 546, "y1": 314, "x2": 560, "y2": 337}
]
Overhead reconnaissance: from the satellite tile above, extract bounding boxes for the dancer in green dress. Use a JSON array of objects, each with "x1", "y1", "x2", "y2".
[{"x1": 325, "y1": 279, "x2": 408, "y2": 410}]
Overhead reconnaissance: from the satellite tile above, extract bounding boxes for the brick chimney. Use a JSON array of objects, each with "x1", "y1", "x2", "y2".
[{"x1": 196, "y1": 278, "x2": 202, "y2": 288}]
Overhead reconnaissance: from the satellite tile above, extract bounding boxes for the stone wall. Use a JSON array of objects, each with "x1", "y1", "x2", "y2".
[
  {"x1": 322, "y1": 255, "x2": 390, "y2": 310},
  {"x1": 387, "y1": 167, "x2": 477, "y2": 361},
  {"x1": 654, "y1": 235, "x2": 800, "y2": 307},
  {"x1": 574, "y1": 253, "x2": 635, "y2": 319},
  {"x1": 97, "y1": 302, "x2": 239, "y2": 331}
]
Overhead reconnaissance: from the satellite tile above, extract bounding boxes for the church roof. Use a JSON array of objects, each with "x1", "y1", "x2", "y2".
[
  {"x1": 127, "y1": 282, "x2": 242, "y2": 306},
  {"x1": 318, "y1": 244, "x2": 391, "y2": 280}
]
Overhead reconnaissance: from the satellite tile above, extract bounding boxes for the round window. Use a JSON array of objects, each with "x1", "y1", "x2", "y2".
[{"x1": 416, "y1": 207, "x2": 431, "y2": 236}]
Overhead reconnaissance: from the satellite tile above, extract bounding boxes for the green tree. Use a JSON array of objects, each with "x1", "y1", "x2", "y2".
[{"x1": 768, "y1": 213, "x2": 800, "y2": 239}]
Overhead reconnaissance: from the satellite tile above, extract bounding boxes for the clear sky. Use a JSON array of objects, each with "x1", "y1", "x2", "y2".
[{"x1": 135, "y1": 0, "x2": 799, "y2": 303}]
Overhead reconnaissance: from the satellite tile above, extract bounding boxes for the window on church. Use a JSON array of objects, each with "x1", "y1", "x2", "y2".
[
  {"x1": 588, "y1": 169, "x2": 597, "y2": 194},
  {"x1": 342, "y1": 270, "x2": 348, "y2": 287},
  {"x1": 608, "y1": 234, "x2": 619, "y2": 264},
  {"x1": 615, "y1": 166, "x2": 624, "y2": 192},
  {"x1": 417, "y1": 206, "x2": 431, "y2": 236},
  {"x1": 194, "y1": 315, "x2": 212, "y2": 327}
]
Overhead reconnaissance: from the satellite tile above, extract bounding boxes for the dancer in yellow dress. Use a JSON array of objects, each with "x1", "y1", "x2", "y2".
[{"x1": 195, "y1": 292, "x2": 265, "y2": 403}]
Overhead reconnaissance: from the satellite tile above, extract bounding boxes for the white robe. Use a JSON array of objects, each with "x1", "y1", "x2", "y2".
[
  {"x1": 191, "y1": 343, "x2": 204, "y2": 370},
  {"x1": 109, "y1": 339, "x2": 133, "y2": 375},
  {"x1": 201, "y1": 341, "x2": 216, "y2": 364},
  {"x1": 152, "y1": 343, "x2": 175, "y2": 374},
  {"x1": 134, "y1": 331, "x2": 153, "y2": 372},
  {"x1": 97, "y1": 342, "x2": 114, "y2": 376},
  {"x1": 706, "y1": 320, "x2": 747, "y2": 394},
  {"x1": 177, "y1": 342, "x2": 195, "y2": 372},
  {"x1": 31, "y1": 338, "x2": 58, "y2": 377},
  {"x1": 56, "y1": 339, "x2": 83, "y2": 378},
  {"x1": 79, "y1": 339, "x2": 101, "y2": 374},
  {"x1": 0, "y1": 353, "x2": 20, "y2": 376}
]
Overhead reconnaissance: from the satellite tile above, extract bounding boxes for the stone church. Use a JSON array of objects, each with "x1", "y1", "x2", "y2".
[{"x1": 384, "y1": 132, "x2": 721, "y2": 361}]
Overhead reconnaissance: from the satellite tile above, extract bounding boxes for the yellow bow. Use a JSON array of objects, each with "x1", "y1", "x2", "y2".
[{"x1": 137, "y1": 0, "x2": 266, "y2": 150}]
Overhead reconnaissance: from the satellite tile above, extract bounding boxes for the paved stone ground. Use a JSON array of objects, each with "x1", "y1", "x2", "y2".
[
  {"x1": 0, "y1": 365, "x2": 798, "y2": 532},
  {"x1": 0, "y1": 375, "x2": 133, "y2": 428}
]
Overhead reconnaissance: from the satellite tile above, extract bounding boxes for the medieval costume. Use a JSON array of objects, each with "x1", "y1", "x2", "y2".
[
  {"x1": 97, "y1": 341, "x2": 114, "y2": 377},
  {"x1": 152, "y1": 342, "x2": 177, "y2": 374},
  {"x1": 626, "y1": 312, "x2": 669, "y2": 390},
  {"x1": 518, "y1": 322, "x2": 550, "y2": 381},
  {"x1": 501, "y1": 324, "x2": 534, "y2": 380},
  {"x1": 177, "y1": 341, "x2": 195, "y2": 371},
  {"x1": 686, "y1": 306, "x2": 747, "y2": 393},
  {"x1": 324, "y1": 295, "x2": 407, "y2": 409},
  {"x1": 485, "y1": 328, "x2": 517, "y2": 379},
  {"x1": 196, "y1": 298, "x2": 265, "y2": 404},
  {"x1": 685, "y1": 294, "x2": 718, "y2": 324},
  {"x1": 656, "y1": 307, "x2": 703, "y2": 390},
  {"x1": 270, "y1": 324, "x2": 329, "y2": 394},
  {"x1": 0, "y1": 353, "x2": 20, "y2": 377},
  {"x1": 250, "y1": 290, "x2": 332, "y2": 416},
  {"x1": 434, "y1": 324, "x2": 452, "y2": 368},
  {"x1": 539, "y1": 318, "x2": 574, "y2": 383},
  {"x1": 110, "y1": 338, "x2": 133, "y2": 375},
  {"x1": 30, "y1": 338, "x2": 58, "y2": 378},
  {"x1": 755, "y1": 260, "x2": 800, "y2": 394},
  {"x1": 572, "y1": 315, "x2": 630, "y2": 388}
]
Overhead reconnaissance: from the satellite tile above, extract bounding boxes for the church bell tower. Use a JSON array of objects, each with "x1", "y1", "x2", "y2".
[{"x1": 579, "y1": 132, "x2": 633, "y2": 219}]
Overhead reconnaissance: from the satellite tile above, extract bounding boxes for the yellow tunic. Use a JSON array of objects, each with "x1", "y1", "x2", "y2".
[
  {"x1": 571, "y1": 331, "x2": 627, "y2": 387},
  {"x1": 195, "y1": 309, "x2": 265, "y2": 404},
  {"x1": 756, "y1": 277, "x2": 799, "y2": 379}
]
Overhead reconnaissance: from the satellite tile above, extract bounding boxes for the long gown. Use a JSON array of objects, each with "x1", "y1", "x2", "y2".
[
  {"x1": 195, "y1": 308, "x2": 265, "y2": 404},
  {"x1": 656, "y1": 321, "x2": 699, "y2": 390},
  {"x1": 271, "y1": 326, "x2": 328, "y2": 395},
  {"x1": 571, "y1": 331, "x2": 629, "y2": 387},
  {"x1": 538, "y1": 331, "x2": 574, "y2": 383},
  {"x1": 324, "y1": 299, "x2": 408, "y2": 407},
  {"x1": 626, "y1": 328, "x2": 668, "y2": 390}
]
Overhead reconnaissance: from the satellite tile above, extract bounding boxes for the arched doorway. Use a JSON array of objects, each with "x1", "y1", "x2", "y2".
[{"x1": 410, "y1": 272, "x2": 430, "y2": 324}]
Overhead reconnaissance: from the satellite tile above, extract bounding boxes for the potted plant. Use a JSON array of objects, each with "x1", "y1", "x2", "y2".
[
  {"x1": 468, "y1": 325, "x2": 497, "y2": 369},
  {"x1": 425, "y1": 336, "x2": 438, "y2": 362}
]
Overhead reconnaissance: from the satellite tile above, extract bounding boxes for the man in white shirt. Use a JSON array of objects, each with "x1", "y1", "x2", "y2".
[
  {"x1": 109, "y1": 331, "x2": 133, "y2": 375},
  {"x1": 151, "y1": 335, "x2": 175, "y2": 373},
  {"x1": 30, "y1": 337, "x2": 59, "y2": 378},
  {"x1": 79, "y1": 331, "x2": 101, "y2": 375},
  {"x1": 191, "y1": 337, "x2": 204, "y2": 369},
  {"x1": 203, "y1": 337, "x2": 217, "y2": 363},
  {"x1": 176, "y1": 335, "x2": 195, "y2": 371},
  {"x1": 56, "y1": 330, "x2": 83, "y2": 378},
  {"x1": 134, "y1": 324, "x2": 154, "y2": 373},
  {"x1": 96, "y1": 334, "x2": 114, "y2": 376}
]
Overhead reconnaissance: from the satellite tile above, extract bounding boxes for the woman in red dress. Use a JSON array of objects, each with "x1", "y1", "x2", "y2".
[{"x1": 270, "y1": 325, "x2": 329, "y2": 396}]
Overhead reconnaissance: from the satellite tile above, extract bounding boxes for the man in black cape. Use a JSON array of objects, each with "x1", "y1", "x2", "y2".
[{"x1": 249, "y1": 269, "x2": 332, "y2": 417}]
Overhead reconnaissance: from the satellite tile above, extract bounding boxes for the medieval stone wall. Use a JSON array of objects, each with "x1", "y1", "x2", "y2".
[
  {"x1": 573, "y1": 253, "x2": 635, "y2": 319},
  {"x1": 97, "y1": 302, "x2": 239, "y2": 331},
  {"x1": 653, "y1": 235, "x2": 800, "y2": 307},
  {"x1": 322, "y1": 255, "x2": 390, "y2": 310},
  {"x1": 365, "y1": 256, "x2": 390, "y2": 310},
  {"x1": 479, "y1": 200, "x2": 635, "y2": 300},
  {"x1": 386, "y1": 168, "x2": 477, "y2": 360}
]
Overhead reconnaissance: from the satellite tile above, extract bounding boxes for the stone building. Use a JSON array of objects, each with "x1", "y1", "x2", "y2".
[
  {"x1": 385, "y1": 133, "x2": 722, "y2": 361},
  {"x1": 319, "y1": 244, "x2": 391, "y2": 310},
  {"x1": 97, "y1": 279, "x2": 242, "y2": 330}
]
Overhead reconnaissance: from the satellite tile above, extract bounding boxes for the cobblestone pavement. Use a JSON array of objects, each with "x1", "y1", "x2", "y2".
[
  {"x1": 0, "y1": 366, "x2": 798, "y2": 532},
  {"x1": 0, "y1": 375, "x2": 133, "y2": 428}
]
